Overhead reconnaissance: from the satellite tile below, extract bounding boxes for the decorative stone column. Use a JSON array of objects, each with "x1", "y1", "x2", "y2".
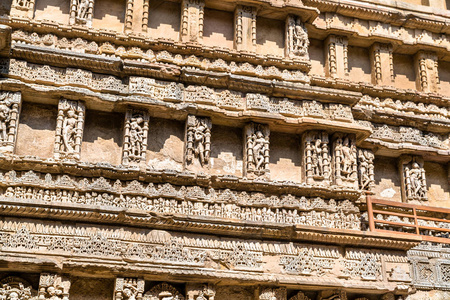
[
  {"x1": 10, "y1": 0, "x2": 35, "y2": 18},
  {"x1": 122, "y1": 108, "x2": 149, "y2": 166},
  {"x1": 180, "y1": 0, "x2": 205, "y2": 43},
  {"x1": 370, "y1": 42, "x2": 394, "y2": 86},
  {"x1": 415, "y1": 51, "x2": 439, "y2": 93},
  {"x1": 325, "y1": 35, "x2": 348, "y2": 79},
  {"x1": 185, "y1": 115, "x2": 211, "y2": 169},
  {"x1": 0, "y1": 92, "x2": 21, "y2": 154},
  {"x1": 332, "y1": 133, "x2": 358, "y2": 189},
  {"x1": 38, "y1": 273, "x2": 71, "y2": 300},
  {"x1": 114, "y1": 278, "x2": 145, "y2": 300},
  {"x1": 234, "y1": 5, "x2": 257, "y2": 52},
  {"x1": 54, "y1": 99, "x2": 85, "y2": 160},
  {"x1": 399, "y1": 155, "x2": 427, "y2": 202},
  {"x1": 358, "y1": 148, "x2": 375, "y2": 191},
  {"x1": 285, "y1": 15, "x2": 309, "y2": 60},
  {"x1": 244, "y1": 122, "x2": 269, "y2": 179},
  {"x1": 302, "y1": 131, "x2": 330, "y2": 186},
  {"x1": 69, "y1": 0, "x2": 94, "y2": 27}
]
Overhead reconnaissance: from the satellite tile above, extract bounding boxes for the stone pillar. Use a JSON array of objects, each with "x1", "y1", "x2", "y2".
[
  {"x1": 399, "y1": 155, "x2": 427, "y2": 202},
  {"x1": 180, "y1": 0, "x2": 205, "y2": 43},
  {"x1": 10, "y1": 0, "x2": 35, "y2": 18},
  {"x1": 234, "y1": 5, "x2": 257, "y2": 52},
  {"x1": 122, "y1": 108, "x2": 149, "y2": 166},
  {"x1": 69, "y1": 0, "x2": 94, "y2": 27},
  {"x1": 332, "y1": 133, "x2": 358, "y2": 189},
  {"x1": 370, "y1": 42, "x2": 394, "y2": 86},
  {"x1": 185, "y1": 115, "x2": 211, "y2": 169},
  {"x1": 325, "y1": 35, "x2": 348, "y2": 79},
  {"x1": 244, "y1": 122, "x2": 269, "y2": 179},
  {"x1": 285, "y1": 14, "x2": 309, "y2": 60},
  {"x1": 415, "y1": 51, "x2": 439, "y2": 93},
  {"x1": 114, "y1": 278, "x2": 145, "y2": 300},
  {"x1": 38, "y1": 273, "x2": 71, "y2": 300},
  {"x1": 54, "y1": 99, "x2": 85, "y2": 160},
  {"x1": 302, "y1": 131, "x2": 330, "y2": 186},
  {"x1": 0, "y1": 92, "x2": 21, "y2": 154}
]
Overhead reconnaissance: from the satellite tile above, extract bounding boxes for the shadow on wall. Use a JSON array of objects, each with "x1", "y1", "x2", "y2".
[
  {"x1": 147, "y1": 0, "x2": 181, "y2": 33},
  {"x1": 34, "y1": 0, "x2": 70, "y2": 16},
  {"x1": 0, "y1": 0, "x2": 12, "y2": 16},
  {"x1": 69, "y1": 277, "x2": 114, "y2": 300}
]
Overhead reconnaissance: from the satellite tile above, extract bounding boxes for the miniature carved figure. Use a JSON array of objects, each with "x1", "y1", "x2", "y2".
[
  {"x1": 0, "y1": 92, "x2": 21, "y2": 152},
  {"x1": 76, "y1": 0, "x2": 89, "y2": 20},
  {"x1": 244, "y1": 123, "x2": 270, "y2": 179},
  {"x1": 115, "y1": 278, "x2": 145, "y2": 300},
  {"x1": 303, "y1": 131, "x2": 330, "y2": 185},
  {"x1": 358, "y1": 149, "x2": 375, "y2": 190},
  {"x1": 333, "y1": 134, "x2": 357, "y2": 188},
  {"x1": 185, "y1": 115, "x2": 211, "y2": 168},
  {"x1": 70, "y1": 0, "x2": 93, "y2": 26},
  {"x1": 406, "y1": 162, "x2": 427, "y2": 200},
  {"x1": 286, "y1": 15, "x2": 309, "y2": 59},
  {"x1": 122, "y1": 110, "x2": 149, "y2": 165}
]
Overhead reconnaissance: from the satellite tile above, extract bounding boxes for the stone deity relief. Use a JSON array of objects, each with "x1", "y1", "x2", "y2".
[
  {"x1": 285, "y1": 15, "x2": 309, "y2": 60},
  {"x1": 186, "y1": 283, "x2": 215, "y2": 300},
  {"x1": 0, "y1": 92, "x2": 21, "y2": 153},
  {"x1": 0, "y1": 276, "x2": 36, "y2": 300},
  {"x1": 357, "y1": 149, "x2": 375, "y2": 191},
  {"x1": 69, "y1": 0, "x2": 94, "y2": 27},
  {"x1": 180, "y1": 0, "x2": 205, "y2": 43},
  {"x1": 143, "y1": 282, "x2": 184, "y2": 300},
  {"x1": 54, "y1": 99, "x2": 85, "y2": 160},
  {"x1": 122, "y1": 109, "x2": 149, "y2": 165},
  {"x1": 303, "y1": 131, "x2": 330, "y2": 185},
  {"x1": 114, "y1": 278, "x2": 145, "y2": 300},
  {"x1": 244, "y1": 123, "x2": 270, "y2": 179},
  {"x1": 185, "y1": 115, "x2": 211, "y2": 169},
  {"x1": 333, "y1": 133, "x2": 357, "y2": 189},
  {"x1": 415, "y1": 51, "x2": 439, "y2": 93},
  {"x1": 10, "y1": 0, "x2": 35, "y2": 18},
  {"x1": 400, "y1": 156, "x2": 427, "y2": 202},
  {"x1": 38, "y1": 274, "x2": 70, "y2": 300}
]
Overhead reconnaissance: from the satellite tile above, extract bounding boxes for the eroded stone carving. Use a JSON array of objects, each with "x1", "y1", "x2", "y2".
[
  {"x1": 70, "y1": 0, "x2": 94, "y2": 26},
  {"x1": 186, "y1": 283, "x2": 215, "y2": 300},
  {"x1": 143, "y1": 282, "x2": 185, "y2": 300},
  {"x1": 415, "y1": 51, "x2": 439, "y2": 93},
  {"x1": 317, "y1": 290, "x2": 347, "y2": 300},
  {"x1": 280, "y1": 247, "x2": 339, "y2": 276},
  {"x1": 286, "y1": 15, "x2": 309, "y2": 59},
  {"x1": 341, "y1": 251, "x2": 381, "y2": 281},
  {"x1": 288, "y1": 292, "x2": 310, "y2": 300},
  {"x1": 0, "y1": 92, "x2": 21, "y2": 153},
  {"x1": 333, "y1": 134, "x2": 357, "y2": 188},
  {"x1": 357, "y1": 149, "x2": 375, "y2": 191},
  {"x1": 180, "y1": 0, "x2": 205, "y2": 43},
  {"x1": 244, "y1": 123, "x2": 270, "y2": 179},
  {"x1": 38, "y1": 274, "x2": 70, "y2": 300},
  {"x1": 259, "y1": 287, "x2": 286, "y2": 300},
  {"x1": 54, "y1": 99, "x2": 85, "y2": 160},
  {"x1": 303, "y1": 131, "x2": 330, "y2": 185},
  {"x1": 400, "y1": 156, "x2": 427, "y2": 202},
  {"x1": 122, "y1": 109, "x2": 149, "y2": 165},
  {"x1": 114, "y1": 278, "x2": 145, "y2": 300},
  {"x1": 185, "y1": 115, "x2": 211, "y2": 168},
  {"x1": 0, "y1": 276, "x2": 35, "y2": 300}
]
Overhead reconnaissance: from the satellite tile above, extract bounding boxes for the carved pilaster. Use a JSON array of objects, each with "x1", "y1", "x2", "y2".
[
  {"x1": 180, "y1": 0, "x2": 205, "y2": 43},
  {"x1": 38, "y1": 273, "x2": 71, "y2": 300},
  {"x1": 258, "y1": 287, "x2": 286, "y2": 300},
  {"x1": 186, "y1": 283, "x2": 215, "y2": 300},
  {"x1": 332, "y1": 133, "x2": 357, "y2": 189},
  {"x1": 142, "y1": 0, "x2": 150, "y2": 32},
  {"x1": 415, "y1": 51, "x2": 439, "y2": 93},
  {"x1": 285, "y1": 15, "x2": 309, "y2": 60},
  {"x1": 0, "y1": 92, "x2": 21, "y2": 153},
  {"x1": 185, "y1": 115, "x2": 211, "y2": 169},
  {"x1": 399, "y1": 156, "x2": 427, "y2": 202},
  {"x1": 69, "y1": 0, "x2": 94, "y2": 27},
  {"x1": 358, "y1": 148, "x2": 375, "y2": 191},
  {"x1": 303, "y1": 131, "x2": 330, "y2": 186},
  {"x1": 124, "y1": 0, "x2": 134, "y2": 32},
  {"x1": 54, "y1": 99, "x2": 85, "y2": 160},
  {"x1": 370, "y1": 42, "x2": 394, "y2": 86},
  {"x1": 244, "y1": 123, "x2": 270, "y2": 179},
  {"x1": 114, "y1": 278, "x2": 145, "y2": 300},
  {"x1": 325, "y1": 35, "x2": 348, "y2": 79},
  {"x1": 234, "y1": 5, "x2": 257, "y2": 52},
  {"x1": 10, "y1": 0, "x2": 35, "y2": 18},
  {"x1": 122, "y1": 109, "x2": 149, "y2": 166}
]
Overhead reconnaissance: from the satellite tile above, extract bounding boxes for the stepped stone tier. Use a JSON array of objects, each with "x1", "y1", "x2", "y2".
[{"x1": 0, "y1": 0, "x2": 450, "y2": 299}]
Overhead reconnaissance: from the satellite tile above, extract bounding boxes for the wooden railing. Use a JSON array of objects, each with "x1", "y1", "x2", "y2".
[{"x1": 367, "y1": 197, "x2": 450, "y2": 243}]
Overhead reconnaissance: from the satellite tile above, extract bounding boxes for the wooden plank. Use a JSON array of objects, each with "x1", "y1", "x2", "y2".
[{"x1": 372, "y1": 209, "x2": 414, "y2": 219}]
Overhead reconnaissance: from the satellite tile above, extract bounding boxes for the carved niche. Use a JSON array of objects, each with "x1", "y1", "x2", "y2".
[
  {"x1": 54, "y1": 99, "x2": 85, "y2": 160},
  {"x1": 143, "y1": 282, "x2": 185, "y2": 300},
  {"x1": 370, "y1": 43, "x2": 394, "y2": 86},
  {"x1": 69, "y1": 0, "x2": 94, "y2": 27},
  {"x1": 317, "y1": 290, "x2": 347, "y2": 300},
  {"x1": 185, "y1": 115, "x2": 211, "y2": 169},
  {"x1": 244, "y1": 123, "x2": 270, "y2": 179},
  {"x1": 400, "y1": 156, "x2": 427, "y2": 202},
  {"x1": 357, "y1": 149, "x2": 375, "y2": 191},
  {"x1": 303, "y1": 131, "x2": 330, "y2": 185},
  {"x1": 0, "y1": 92, "x2": 21, "y2": 153},
  {"x1": 122, "y1": 109, "x2": 149, "y2": 165},
  {"x1": 180, "y1": 0, "x2": 205, "y2": 43},
  {"x1": 285, "y1": 15, "x2": 309, "y2": 60},
  {"x1": 332, "y1": 133, "x2": 357, "y2": 188},
  {"x1": 114, "y1": 278, "x2": 145, "y2": 300},
  {"x1": 10, "y1": 0, "x2": 35, "y2": 18},
  {"x1": 415, "y1": 51, "x2": 439, "y2": 93},
  {"x1": 0, "y1": 276, "x2": 36, "y2": 300},
  {"x1": 186, "y1": 283, "x2": 215, "y2": 300},
  {"x1": 258, "y1": 287, "x2": 286, "y2": 300},
  {"x1": 325, "y1": 35, "x2": 348, "y2": 79},
  {"x1": 234, "y1": 5, "x2": 257, "y2": 52},
  {"x1": 38, "y1": 273, "x2": 71, "y2": 300}
]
